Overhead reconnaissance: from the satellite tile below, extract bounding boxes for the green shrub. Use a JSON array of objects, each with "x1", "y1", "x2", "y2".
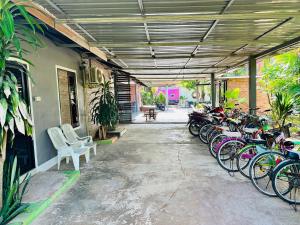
[{"x1": 155, "y1": 93, "x2": 166, "y2": 105}]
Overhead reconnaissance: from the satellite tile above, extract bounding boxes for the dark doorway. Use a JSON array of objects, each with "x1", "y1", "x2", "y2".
[
  {"x1": 57, "y1": 68, "x2": 80, "y2": 128},
  {"x1": 6, "y1": 61, "x2": 35, "y2": 175}
]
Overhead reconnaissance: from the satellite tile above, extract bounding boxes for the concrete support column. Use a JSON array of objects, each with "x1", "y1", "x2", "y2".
[
  {"x1": 196, "y1": 80, "x2": 200, "y2": 104},
  {"x1": 165, "y1": 85, "x2": 169, "y2": 110},
  {"x1": 211, "y1": 73, "x2": 216, "y2": 108},
  {"x1": 248, "y1": 56, "x2": 257, "y2": 114}
]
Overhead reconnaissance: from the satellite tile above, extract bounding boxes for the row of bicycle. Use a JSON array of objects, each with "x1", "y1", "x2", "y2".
[{"x1": 187, "y1": 105, "x2": 300, "y2": 209}]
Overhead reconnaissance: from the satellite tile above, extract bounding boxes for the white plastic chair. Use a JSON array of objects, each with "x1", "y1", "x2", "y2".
[
  {"x1": 61, "y1": 124, "x2": 97, "y2": 155},
  {"x1": 47, "y1": 127, "x2": 90, "y2": 171}
]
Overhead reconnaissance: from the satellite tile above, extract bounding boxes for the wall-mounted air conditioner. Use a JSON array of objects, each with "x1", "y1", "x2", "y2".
[{"x1": 88, "y1": 67, "x2": 100, "y2": 84}]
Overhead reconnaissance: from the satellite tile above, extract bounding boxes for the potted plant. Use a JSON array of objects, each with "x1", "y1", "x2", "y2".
[
  {"x1": 90, "y1": 79, "x2": 119, "y2": 140},
  {"x1": 0, "y1": 0, "x2": 44, "y2": 222}
]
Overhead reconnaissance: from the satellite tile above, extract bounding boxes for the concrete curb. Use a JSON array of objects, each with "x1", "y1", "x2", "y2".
[
  {"x1": 9, "y1": 171, "x2": 80, "y2": 225},
  {"x1": 96, "y1": 136, "x2": 118, "y2": 144}
]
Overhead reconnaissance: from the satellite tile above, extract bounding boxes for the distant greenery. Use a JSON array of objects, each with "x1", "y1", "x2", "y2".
[
  {"x1": 222, "y1": 66, "x2": 247, "y2": 77},
  {"x1": 259, "y1": 49, "x2": 300, "y2": 135},
  {"x1": 180, "y1": 80, "x2": 197, "y2": 91},
  {"x1": 141, "y1": 89, "x2": 155, "y2": 105},
  {"x1": 155, "y1": 93, "x2": 166, "y2": 105},
  {"x1": 224, "y1": 88, "x2": 246, "y2": 110},
  {"x1": 259, "y1": 49, "x2": 300, "y2": 107},
  {"x1": 141, "y1": 88, "x2": 167, "y2": 105}
]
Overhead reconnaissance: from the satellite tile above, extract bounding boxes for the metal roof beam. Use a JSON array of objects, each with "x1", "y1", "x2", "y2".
[
  {"x1": 106, "y1": 54, "x2": 248, "y2": 60},
  {"x1": 125, "y1": 66, "x2": 226, "y2": 70},
  {"x1": 190, "y1": 0, "x2": 235, "y2": 68},
  {"x1": 132, "y1": 73, "x2": 211, "y2": 76},
  {"x1": 56, "y1": 12, "x2": 299, "y2": 24},
  {"x1": 201, "y1": 0, "x2": 235, "y2": 42},
  {"x1": 138, "y1": 77, "x2": 210, "y2": 80},
  {"x1": 88, "y1": 39, "x2": 283, "y2": 48},
  {"x1": 254, "y1": 17, "x2": 293, "y2": 41},
  {"x1": 254, "y1": 36, "x2": 300, "y2": 59},
  {"x1": 24, "y1": 0, "x2": 107, "y2": 61},
  {"x1": 137, "y1": 0, "x2": 157, "y2": 67}
]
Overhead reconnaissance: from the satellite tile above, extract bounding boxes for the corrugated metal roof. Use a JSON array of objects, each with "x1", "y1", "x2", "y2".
[{"x1": 35, "y1": 0, "x2": 300, "y2": 83}]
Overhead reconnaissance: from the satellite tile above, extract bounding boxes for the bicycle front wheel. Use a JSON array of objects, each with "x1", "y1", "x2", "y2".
[
  {"x1": 209, "y1": 134, "x2": 226, "y2": 158},
  {"x1": 188, "y1": 121, "x2": 200, "y2": 136},
  {"x1": 272, "y1": 159, "x2": 300, "y2": 205},
  {"x1": 236, "y1": 145, "x2": 257, "y2": 178},
  {"x1": 217, "y1": 139, "x2": 246, "y2": 172},
  {"x1": 249, "y1": 151, "x2": 285, "y2": 197},
  {"x1": 199, "y1": 123, "x2": 212, "y2": 144}
]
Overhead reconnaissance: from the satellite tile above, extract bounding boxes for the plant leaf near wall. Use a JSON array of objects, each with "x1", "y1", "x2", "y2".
[
  {"x1": 224, "y1": 88, "x2": 246, "y2": 109},
  {"x1": 0, "y1": 0, "x2": 45, "y2": 222},
  {"x1": 0, "y1": 0, "x2": 44, "y2": 155}
]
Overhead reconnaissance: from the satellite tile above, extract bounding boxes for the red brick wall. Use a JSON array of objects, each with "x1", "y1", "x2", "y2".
[
  {"x1": 227, "y1": 77, "x2": 270, "y2": 112},
  {"x1": 130, "y1": 84, "x2": 136, "y2": 102}
]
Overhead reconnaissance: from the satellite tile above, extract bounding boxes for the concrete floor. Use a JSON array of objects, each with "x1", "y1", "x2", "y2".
[
  {"x1": 32, "y1": 124, "x2": 300, "y2": 225},
  {"x1": 133, "y1": 107, "x2": 190, "y2": 123}
]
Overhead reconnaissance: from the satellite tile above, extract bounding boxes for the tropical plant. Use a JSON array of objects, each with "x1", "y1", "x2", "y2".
[
  {"x1": 223, "y1": 88, "x2": 246, "y2": 109},
  {"x1": 259, "y1": 49, "x2": 300, "y2": 107},
  {"x1": 141, "y1": 89, "x2": 155, "y2": 105},
  {"x1": 90, "y1": 79, "x2": 119, "y2": 139},
  {"x1": 0, "y1": 0, "x2": 44, "y2": 219},
  {"x1": 270, "y1": 92, "x2": 297, "y2": 129},
  {"x1": 0, "y1": 156, "x2": 30, "y2": 225},
  {"x1": 155, "y1": 93, "x2": 166, "y2": 105}
]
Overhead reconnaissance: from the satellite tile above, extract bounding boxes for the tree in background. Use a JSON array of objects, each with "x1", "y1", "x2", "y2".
[
  {"x1": 180, "y1": 80, "x2": 211, "y2": 102},
  {"x1": 180, "y1": 80, "x2": 197, "y2": 91},
  {"x1": 259, "y1": 49, "x2": 300, "y2": 107},
  {"x1": 222, "y1": 66, "x2": 247, "y2": 77},
  {"x1": 141, "y1": 88, "x2": 155, "y2": 105},
  {"x1": 259, "y1": 49, "x2": 300, "y2": 134},
  {"x1": 223, "y1": 88, "x2": 246, "y2": 110},
  {"x1": 155, "y1": 93, "x2": 166, "y2": 105}
]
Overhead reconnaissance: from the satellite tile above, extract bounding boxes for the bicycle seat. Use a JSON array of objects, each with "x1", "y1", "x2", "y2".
[
  {"x1": 285, "y1": 138, "x2": 300, "y2": 145},
  {"x1": 222, "y1": 131, "x2": 242, "y2": 137},
  {"x1": 218, "y1": 126, "x2": 230, "y2": 131},
  {"x1": 244, "y1": 128, "x2": 258, "y2": 134},
  {"x1": 285, "y1": 150, "x2": 300, "y2": 160},
  {"x1": 246, "y1": 139, "x2": 267, "y2": 145},
  {"x1": 260, "y1": 132, "x2": 281, "y2": 140}
]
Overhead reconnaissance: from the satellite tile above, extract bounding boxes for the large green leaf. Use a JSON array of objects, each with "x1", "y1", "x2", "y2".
[
  {"x1": 14, "y1": 112, "x2": 25, "y2": 135},
  {"x1": 3, "y1": 81, "x2": 11, "y2": 98},
  {"x1": 18, "y1": 100, "x2": 29, "y2": 120},
  {"x1": 0, "y1": 98, "x2": 8, "y2": 127},
  {"x1": 0, "y1": 9, "x2": 15, "y2": 39}
]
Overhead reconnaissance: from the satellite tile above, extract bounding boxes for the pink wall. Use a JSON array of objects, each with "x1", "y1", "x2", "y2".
[{"x1": 157, "y1": 87, "x2": 180, "y2": 100}]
